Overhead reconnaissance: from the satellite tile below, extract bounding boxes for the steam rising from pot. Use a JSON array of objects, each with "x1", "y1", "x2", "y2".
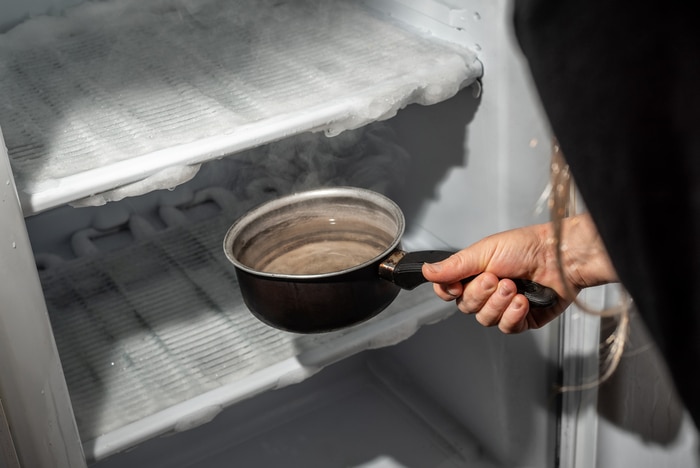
[{"x1": 191, "y1": 121, "x2": 411, "y2": 209}]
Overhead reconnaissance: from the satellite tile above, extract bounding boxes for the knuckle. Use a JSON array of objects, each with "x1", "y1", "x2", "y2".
[{"x1": 474, "y1": 310, "x2": 500, "y2": 327}]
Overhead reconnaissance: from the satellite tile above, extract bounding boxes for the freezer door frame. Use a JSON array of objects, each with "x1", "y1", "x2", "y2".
[
  {"x1": 0, "y1": 130, "x2": 86, "y2": 468},
  {"x1": 557, "y1": 287, "x2": 607, "y2": 468}
]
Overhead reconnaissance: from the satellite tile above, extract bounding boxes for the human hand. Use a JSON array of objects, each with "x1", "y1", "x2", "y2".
[{"x1": 421, "y1": 213, "x2": 618, "y2": 333}]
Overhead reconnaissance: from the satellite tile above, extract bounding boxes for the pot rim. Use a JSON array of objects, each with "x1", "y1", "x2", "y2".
[{"x1": 222, "y1": 186, "x2": 405, "y2": 280}]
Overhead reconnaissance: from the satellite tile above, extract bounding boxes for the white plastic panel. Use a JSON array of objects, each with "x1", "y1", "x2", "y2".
[
  {"x1": 0, "y1": 130, "x2": 86, "y2": 468},
  {"x1": 0, "y1": 0, "x2": 481, "y2": 216}
]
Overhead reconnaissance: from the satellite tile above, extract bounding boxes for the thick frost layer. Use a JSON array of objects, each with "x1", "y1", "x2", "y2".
[{"x1": 0, "y1": 0, "x2": 481, "y2": 213}]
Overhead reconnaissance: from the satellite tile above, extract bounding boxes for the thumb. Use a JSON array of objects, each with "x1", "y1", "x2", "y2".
[{"x1": 422, "y1": 249, "x2": 484, "y2": 284}]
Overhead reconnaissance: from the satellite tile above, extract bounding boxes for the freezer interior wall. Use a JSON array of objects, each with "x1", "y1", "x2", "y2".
[{"x1": 373, "y1": 4, "x2": 560, "y2": 464}]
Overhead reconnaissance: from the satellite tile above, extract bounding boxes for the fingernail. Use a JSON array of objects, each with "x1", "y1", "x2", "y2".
[
  {"x1": 499, "y1": 282, "x2": 514, "y2": 296},
  {"x1": 446, "y1": 285, "x2": 461, "y2": 297}
]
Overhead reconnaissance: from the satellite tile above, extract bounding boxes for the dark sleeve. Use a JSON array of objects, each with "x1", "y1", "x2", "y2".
[{"x1": 512, "y1": 0, "x2": 700, "y2": 426}]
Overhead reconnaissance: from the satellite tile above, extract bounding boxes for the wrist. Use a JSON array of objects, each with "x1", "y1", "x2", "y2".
[{"x1": 559, "y1": 213, "x2": 619, "y2": 287}]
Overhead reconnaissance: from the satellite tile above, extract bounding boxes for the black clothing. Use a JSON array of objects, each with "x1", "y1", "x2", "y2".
[{"x1": 513, "y1": 0, "x2": 700, "y2": 427}]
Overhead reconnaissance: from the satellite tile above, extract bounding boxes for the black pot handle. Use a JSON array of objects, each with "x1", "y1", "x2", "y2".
[{"x1": 378, "y1": 250, "x2": 558, "y2": 309}]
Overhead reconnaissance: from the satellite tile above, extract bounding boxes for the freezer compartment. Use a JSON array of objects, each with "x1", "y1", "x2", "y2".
[
  {"x1": 0, "y1": 0, "x2": 481, "y2": 216},
  {"x1": 89, "y1": 353, "x2": 501, "y2": 468}
]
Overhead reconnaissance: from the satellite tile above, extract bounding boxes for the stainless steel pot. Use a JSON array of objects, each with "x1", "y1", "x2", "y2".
[{"x1": 223, "y1": 186, "x2": 556, "y2": 333}]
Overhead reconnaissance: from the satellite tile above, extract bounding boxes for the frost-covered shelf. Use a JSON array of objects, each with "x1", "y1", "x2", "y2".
[
  {"x1": 90, "y1": 355, "x2": 501, "y2": 468},
  {"x1": 35, "y1": 184, "x2": 457, "y2": 462},
  {"x1": 0, "y1": 0, "x2": 481, "y2": 216}
]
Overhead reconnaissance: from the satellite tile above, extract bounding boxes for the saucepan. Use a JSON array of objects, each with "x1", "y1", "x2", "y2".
[{"x1": 223, "y1": 186, "x2": 557, "y2": 333}]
